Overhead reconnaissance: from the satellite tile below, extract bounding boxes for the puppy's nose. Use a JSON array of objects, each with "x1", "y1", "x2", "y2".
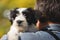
[{"x1": 17, "y1": 20, "x2": 23, "y2": 24}]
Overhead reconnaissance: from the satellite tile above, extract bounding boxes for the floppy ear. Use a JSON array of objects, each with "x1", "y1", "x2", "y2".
[
  {"x1": 27, "y1": 8, "x2": 38, "y2": 25},
  {"x1": 9, "y1": 8, "x2": 19, "y2": 24}
]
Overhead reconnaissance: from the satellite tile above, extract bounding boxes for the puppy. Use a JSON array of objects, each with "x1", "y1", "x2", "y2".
[{"x1": 7, "y1": 8, "x2": 38, "y2": 40}]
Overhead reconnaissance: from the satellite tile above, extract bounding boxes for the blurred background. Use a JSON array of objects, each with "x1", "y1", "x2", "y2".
[{"x1": 0, "y1": 0, "x2": 36, "y2": 38}]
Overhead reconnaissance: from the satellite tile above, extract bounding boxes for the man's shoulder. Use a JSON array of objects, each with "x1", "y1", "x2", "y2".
[
  {"x1": 20, "y1": 31, "x2": 53, "y2": 40},
  {"x1": 20, "y1": 31, "x2": 60, "y2": 40},
  {"x1": 20, "y1": 31, "x2": 46, "y2": 36}
]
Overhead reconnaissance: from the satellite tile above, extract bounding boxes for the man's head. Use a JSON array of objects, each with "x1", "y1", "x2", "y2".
[
  {"x1": 45, "y1": 0, "x2": 60, "y2": 23},
  {"x1": 35, "y1": 0, "x2": 60, "y2": 23},
  {"x1": 35, "y1": 0, "x2": 60, "y2": 30}
]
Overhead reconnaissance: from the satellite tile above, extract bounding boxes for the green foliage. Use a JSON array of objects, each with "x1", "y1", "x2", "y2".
[
  {"x1": 0, "y1": 19, "x2": 10, "y2": 38},
  {"x1": 7, "y1": 0, "x2": 36, "y2": 8}
]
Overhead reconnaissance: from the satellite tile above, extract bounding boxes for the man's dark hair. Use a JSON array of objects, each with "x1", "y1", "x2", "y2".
[
  {"x1": 45, "y1": 0, "x2": 60, "y2": 23},
  {"x1": 36, "y1": 0, "x2": 60, "y2": 23},
  {"x1": 35, "y1": 10, "x2": 48, "y2": 23}
]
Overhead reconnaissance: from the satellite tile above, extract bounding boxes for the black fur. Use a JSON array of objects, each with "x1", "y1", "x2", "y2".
[
  {"x1": 10, "y1": 8, "x2": 19, "y2": 24},
  {"x1": 22, "y1": 8, "x2": 37, "y2": 25}
]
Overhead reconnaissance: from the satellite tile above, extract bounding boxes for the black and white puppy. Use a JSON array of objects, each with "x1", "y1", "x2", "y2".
[{"x1": 7, "y1": 8, "x2": 38, "y2": 40}]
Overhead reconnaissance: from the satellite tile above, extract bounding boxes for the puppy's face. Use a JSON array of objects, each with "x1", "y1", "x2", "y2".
[{"x1": 9, "y1": 8, "x2": 37, "y2": 32}]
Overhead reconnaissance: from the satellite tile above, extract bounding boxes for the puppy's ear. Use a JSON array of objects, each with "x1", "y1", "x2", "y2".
[
  {"x1": 10, "y1": 8, "x2": 19, "y2": 19},
  {"x1": 26, "y1": 8, "x2": 38, "y2": 25},
  {"x1": 9, "y1": 8, "x2": 19, "y2": 24}
]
